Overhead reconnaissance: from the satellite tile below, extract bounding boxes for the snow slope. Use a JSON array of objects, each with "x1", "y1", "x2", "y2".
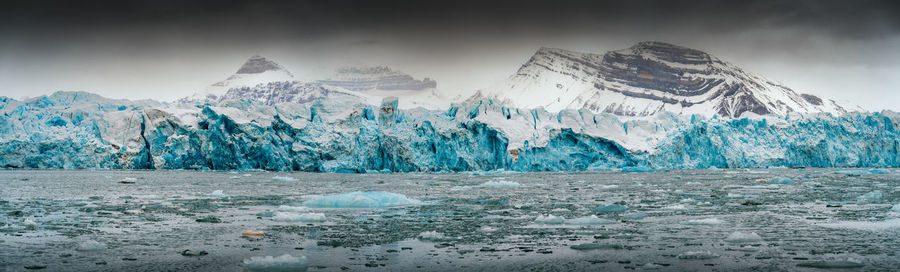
[{"x1": 476, "y1": 42, "x2": 852, "y2": 117}]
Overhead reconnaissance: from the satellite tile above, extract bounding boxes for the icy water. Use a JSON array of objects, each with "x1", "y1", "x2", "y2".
[{"x1": 1, "y1": 169, "x2": 899, "y2": 272}]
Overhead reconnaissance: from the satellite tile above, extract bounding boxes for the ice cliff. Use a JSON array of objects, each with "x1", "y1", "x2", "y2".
[{"x1": 1, "y1": 91, "x2": 897, "y2": 171}]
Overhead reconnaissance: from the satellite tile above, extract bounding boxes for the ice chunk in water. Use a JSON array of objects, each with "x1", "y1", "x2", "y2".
[
  {"x1": 207, "y1": 190, "x2": 227, "y2": 197},
  {"x1": 725, "y1": 231, "x2": 762, "y2": 243},
  {"x1": 682, "y1": 218, "x2": 723, "y2": 225},
  {"x1": 277, "y1": 205, "x2": 307, "y2": 213},
  {"x1": 272, "y1": 176, "x2": 297, "y2": 182},
  {"x1": 858, "y1": 190, "x2": 883, "y2": 203},
  {"x1": 480, "y1": 180, "x2": 521, "y2": 187},
  {"x1": 821, "y1": 218, "x2": 900, "y2": 231},
  {"x1": 769, "y1": 177, "x2": 794, "y2": 184},
  {"x1": 242, "y1": 254, "x2": 308, "y2": 272},
  {"x1": 272, "y1": 212, "x2": 326, "y2": 223},
  {"x1": 892, "y1": 203, "x2": 900, "y2": 213},
  {"x1": 417, "y1": 231, "x2": 449, "y2": 241},
  {"x1": 622, "y1": 213, "x2": 648, "y2": 220},
  {"x1": 797, "y1": 260, "x2": 865, "y2": 269},
  {"x1": 76, "y1": 240, "x2": 107, "y2": 251},
  {"x1": 591, "y1": 204, "x2": 627, "y2": 213},
  {"x1": 302, "y1": 191, "x2": 422, "y2": 208},
  {"x1": 677, "y1": 250, "x2": 719, "y2": 259},
  {"x1": 566, "y1": 215, "x2": 616, "y2": 225},
  {"x1": 535, "y1": 214, "x2": 566, "y2": 225},
  {"x1": 570, "y1": 243, "x2": 622, "y2": 250}
]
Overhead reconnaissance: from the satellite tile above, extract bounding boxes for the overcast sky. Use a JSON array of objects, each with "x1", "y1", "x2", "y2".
[{"x1": 1, "y1": 0, "x2": 899, "y2": 110}]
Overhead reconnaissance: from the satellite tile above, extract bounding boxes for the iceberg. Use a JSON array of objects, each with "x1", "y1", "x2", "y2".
[
  {"x1": 724, "y1": 231, "x2": 762, "y2": 243},
  {"x1": 480, "y1": 180, "x2": 521, "y2": 187},
  {"x1": 302, "y1": 191, "x2": 422, "y2": 208},
  {"x1": 565, "y1": 215, "x2": 616, "y2": 225},
  {"x1": 534, "y1": 214, "x2": 566, "y2": 225},
  {"x1": 76, "y1": 240, "x2": 107, "y2": 251},
  {"x1": 591, "y1": 204, "x2": 627, "y2": 213},
  {"x1": 242, "y1": 254, "x2": 308, "y2": 272},
  {"x1": 769, "y1": 177, "x2": 794, "y2": 184},
  {"x1": 272, "y1": 176, "x2": 297, "y2": 182},
  {"x1": 682, "y1": 218, "x2": 723, "y2": 225},
  {"x1": 272, "y1": 212, "x2": 326, "y2": 223}
]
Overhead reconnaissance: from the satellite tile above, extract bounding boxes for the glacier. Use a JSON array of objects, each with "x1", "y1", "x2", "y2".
[{"x1": 0, "y1": 91, "x2": 898, "y2": 171}]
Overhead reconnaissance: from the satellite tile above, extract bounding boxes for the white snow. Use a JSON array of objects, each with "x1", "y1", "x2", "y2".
[
  {"x1": 480, "y1": 180, "x2": 521, "y2": 187},
  {"x1": 302, "y1": 191, "x2": 422, "y2": 208},
  {"x1": 272, "y1": 212, "x2": 326, "y2": 223}
]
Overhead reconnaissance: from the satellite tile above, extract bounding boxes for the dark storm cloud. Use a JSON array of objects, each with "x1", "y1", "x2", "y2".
[
  {"x1": 3, "y1": 0, "x2": 898, "y2": 39},
  {"x1": 1, "y1": 0, "x2": 899, "y2": 109}
]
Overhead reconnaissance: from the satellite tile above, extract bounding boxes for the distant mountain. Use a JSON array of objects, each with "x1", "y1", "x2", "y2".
[
  {"x1": 180, "y1": 55, "x2": 295, "y2": 103},
  {"x1": 316, "y1": 66, "x2": 436, "y2": 92},
  {"x1": 180, "y1": 56, "x2": 448, "y2": 109},
  {"x1": 473, "y1": 41, "x2": 850, "y2": 117}
]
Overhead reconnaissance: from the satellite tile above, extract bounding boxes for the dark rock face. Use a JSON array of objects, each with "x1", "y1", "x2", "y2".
[
  {"x1": 598, "y1": 42, "x2": 721, "y2": 98},
  {"x1": 516, "y1": 41, "x2": 844, "y2": 117},
  {"x1": 801, "y1": 94, "x2": 823, "y2": 105},
  {"x1": 236, "y1": 55, "x2": 287, "y2": 74}
]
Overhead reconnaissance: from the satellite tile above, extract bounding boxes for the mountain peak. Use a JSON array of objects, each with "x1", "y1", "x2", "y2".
[
  {"x1": 236, "y1": 55, "x2": 292, "y2": 76},
  {"x1": 614, "y1": 41, "x2": 713, "y2": 64},
  {"x1": 479, "y1": 42, "x2": 848, "y2": 117}
]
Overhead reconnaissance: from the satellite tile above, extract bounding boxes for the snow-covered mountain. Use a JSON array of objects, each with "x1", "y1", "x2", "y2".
[
  {"x1": 181, "y1": 56, "x2": 450, "y2": 110},
  {"x1": 315, "y1": 66, "x2": 437, "y2": 92},
  {"x1": 474, "y1": 41, "x2": 850, "y2": 117},
  {"x1": 181, "y1": 55, "x2": 295, "y2": 103}
]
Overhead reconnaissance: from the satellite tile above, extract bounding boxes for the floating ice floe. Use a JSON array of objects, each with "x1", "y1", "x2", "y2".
[
  {"x1": 118, "y1": 177, "x2": 137, "y2": 184},
  {"x1": 570, "y1": 243, "x2": 622, "y2": 251},
  {"x1": 677, "y1": 250, "x2": 719, "y2": 259},
  {"x1": 535, "y1": 215, "x2": 615, "y2": 225},
  {"x1": 591, "y1": 204, "x2": 627, "y2": 213},
  {"x1": 302, "y1": 191, "x2": 422, "y2": 208},
  {"x1": 480, "y1": 180, "x2": 521, "y2": 187},
  {"x1": 272, "y1": 212, "x2": 326, "y2": 223},
  {"x1": 277, "y1": 205, "x2": 307, "y2": 213},
  {"x1": 892, "y1": 203, "x2": 900, "y2": 213},
  {"x1": 769, "y1": 177, "x2": 794, "y2": 184},
  {"x1": 207, "y1": 190, "x2": 227, "y2": 197},
  {"x1": 682, "y1": 218, "x2": 723, "y2": 225},
  {"x1": 271, "y1": 176, "x2": 297, "y2": 182},
  {"x1": 820, "y1": 218, "x2": 900, "y2": 231},
  {"x1": 566, "y1": 215, "x2": 616, "y2": 225},
  {"x1": 797, "y1": 260, "x2": 865, "y2": 269},
  {"x1": 622, "y1": 213, "x2": 648, "y2": 220},
  {"x1": 724, "y1": 231, "x2": 762, "y2": 243},
  {"x1": 417, "y1": 231, "x2": 449, "y2": 241},
  {"x1": 662, "y1": 204, "x2": 687, "y2": 210},
  {"x1": 836, "y1": 169, "x2": 889, "y2": 175},
  {"x1": 229, "y1": 176, "x2": 241, "y2": 179},
  {"x1": 242, "y1": 254, "x2": 308, "y2": 272},
  {"x1": 76, "y1": 240, "x2": 107, "y2": 251},
  {"x1": 534, "y1": 214, "x2": 566, "y2": 225},
  {"x1": 858, "y1": 190, "x2": 883, "y2": 203},
  {"x1": 596, "y1": 184, "x2": 618, "y2": 189}
]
